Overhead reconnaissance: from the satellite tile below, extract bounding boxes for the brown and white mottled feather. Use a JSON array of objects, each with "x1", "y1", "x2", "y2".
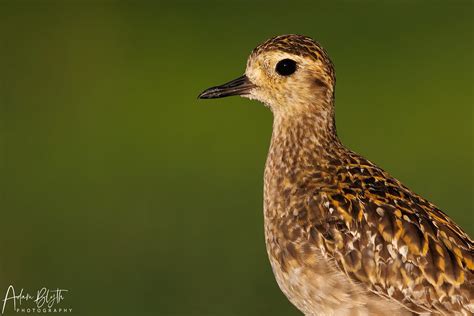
[{"x1": 247, "y1": 35, "x2": 473, "y2": 315}]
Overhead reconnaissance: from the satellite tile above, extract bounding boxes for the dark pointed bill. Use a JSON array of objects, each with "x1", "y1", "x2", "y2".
[{"x1": 198, "y1": 75, "x2": 255, "y2": 99}]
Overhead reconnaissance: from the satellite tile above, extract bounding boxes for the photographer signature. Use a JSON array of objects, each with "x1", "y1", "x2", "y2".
[{"x1": 1, "y1": 285, "x2": 70, "y2": 314}]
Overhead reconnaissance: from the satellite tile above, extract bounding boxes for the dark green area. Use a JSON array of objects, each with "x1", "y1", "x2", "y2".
[{"x1": 0, "y1": 1, "x2": 472, "y2": 315}]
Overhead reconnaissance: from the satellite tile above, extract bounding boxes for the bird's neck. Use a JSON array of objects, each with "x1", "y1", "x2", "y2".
[
  {"x1": 269, "y1": 105, "x2": 341, "y2": 163},
  {"x1": 264, "y1": 101, "x2": 347, "y2": 190},
  {"x1": 263, "y1": 107, "x2": 344, "y2": 220}
]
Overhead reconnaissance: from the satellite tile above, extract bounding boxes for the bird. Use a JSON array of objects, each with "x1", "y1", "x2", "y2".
[{"x1": 198, "y1": 34, "x2": 473, "y2": 315}]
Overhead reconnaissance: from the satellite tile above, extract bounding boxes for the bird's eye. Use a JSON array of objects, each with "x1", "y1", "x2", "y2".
[{"x1": 275, "y1": 59, "x2": 297, "y2": 76}]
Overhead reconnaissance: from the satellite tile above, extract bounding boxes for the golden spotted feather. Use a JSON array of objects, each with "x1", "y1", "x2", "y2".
[
  {"x1": 308, "y1": 155, "x2": 473, "y2": 314},
  {"x1": 264, "y1": 123, "x2": 474, "y2": 315}
]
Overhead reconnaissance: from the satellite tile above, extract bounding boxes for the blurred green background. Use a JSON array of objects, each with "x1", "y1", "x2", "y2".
[{"x1": 0, "y1": 1, "x2": 472, "y2": 315}]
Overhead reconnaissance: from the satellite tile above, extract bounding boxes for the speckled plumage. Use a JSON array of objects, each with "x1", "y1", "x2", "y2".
[{"x1": 199, "y1": 34, "x2": 473, "y2": 315}]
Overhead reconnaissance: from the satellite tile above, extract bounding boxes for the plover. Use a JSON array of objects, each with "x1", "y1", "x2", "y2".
[{"x1": 199, "y1": 34, "x2": 473, "y2": 315}]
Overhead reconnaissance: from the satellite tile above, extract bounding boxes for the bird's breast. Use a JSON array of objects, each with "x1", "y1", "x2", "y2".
[{"x1": 262, "y1": 153, "x2": 410, "y2": 315}]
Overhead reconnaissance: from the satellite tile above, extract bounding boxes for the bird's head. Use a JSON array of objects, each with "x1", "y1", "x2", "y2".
[{"x1": 199, "y1": 34, "x2": 336, "y2": 117}]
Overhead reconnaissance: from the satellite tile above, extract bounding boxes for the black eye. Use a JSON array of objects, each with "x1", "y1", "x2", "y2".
[{"x1": 275, "y1": 59, "x2": 297, "y2": 76}]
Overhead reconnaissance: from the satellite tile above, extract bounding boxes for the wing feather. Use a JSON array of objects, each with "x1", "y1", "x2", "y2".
[{"x1": 305, "y1": 161, "x2": 474, "y2": 315}]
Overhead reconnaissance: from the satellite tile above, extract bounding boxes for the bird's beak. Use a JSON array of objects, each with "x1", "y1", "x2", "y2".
[{"x1": 198, "y1": 75, "x2": 255, "y2": 99}]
